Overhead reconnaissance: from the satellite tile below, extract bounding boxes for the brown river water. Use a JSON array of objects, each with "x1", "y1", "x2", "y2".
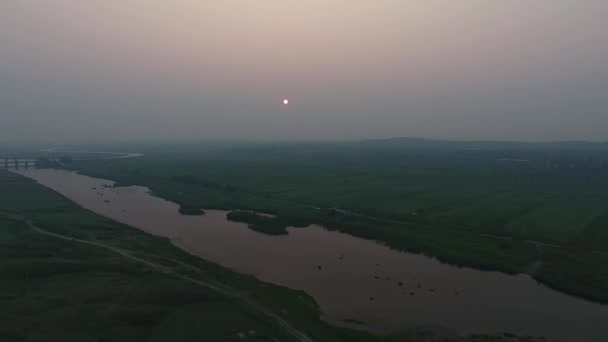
[{"x1": 16, "y1": 169, "x2": 608, "y2": 341}]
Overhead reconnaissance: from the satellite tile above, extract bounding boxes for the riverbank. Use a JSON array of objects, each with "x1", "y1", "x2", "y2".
[
  {"x1": 12, "y1": 168, "x2": 608, "y2": 342},
  {"x1": 0, "y1": 170, "x2": 415, "y2": 341},
  {"x1": 65, "y1": 156, "x2": 608, "y2": 305}
]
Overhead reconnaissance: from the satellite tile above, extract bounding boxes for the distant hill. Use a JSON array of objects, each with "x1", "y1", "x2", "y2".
[{"x1": 360, "y1": 137, "x2": 608, "y2": 151}]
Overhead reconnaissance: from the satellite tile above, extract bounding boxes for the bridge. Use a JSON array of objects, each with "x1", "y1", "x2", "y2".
[
  {"x1": 1, "y1": 150, "x2": 142, "y2": 171},
  {"x1": 0, "y1": 158, "x2": 38, "y2": 170}
]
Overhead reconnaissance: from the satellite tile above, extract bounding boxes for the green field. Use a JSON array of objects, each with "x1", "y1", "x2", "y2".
[{"x1": 60, "y1": 139, "x2": 608, "y2": 303}]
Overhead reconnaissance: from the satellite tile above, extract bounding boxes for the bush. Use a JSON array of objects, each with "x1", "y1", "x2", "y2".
[{"x1": 59, "y1": 156, "x2": 74, "y2": 164}]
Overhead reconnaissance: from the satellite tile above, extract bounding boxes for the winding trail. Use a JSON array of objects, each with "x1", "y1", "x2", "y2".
[{"x1": 19, "y1": 217, "x2": 313, "y2": 342}]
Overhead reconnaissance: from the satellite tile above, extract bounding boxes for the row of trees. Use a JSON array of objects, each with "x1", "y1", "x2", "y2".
[
  {"x1": 35, "y1": 156, "x2": 73, "y2": 169},
  {"x1": 172, "y1": 174, "x2": 240, "y2": 192}
]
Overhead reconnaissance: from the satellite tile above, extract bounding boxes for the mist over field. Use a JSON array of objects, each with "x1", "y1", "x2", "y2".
[
  {"x1": 2, "y1": 3, "x2": 608, "y2": 341},
  {"x1": 1, "y1": 1, "x2": 608, "y2": 142}
]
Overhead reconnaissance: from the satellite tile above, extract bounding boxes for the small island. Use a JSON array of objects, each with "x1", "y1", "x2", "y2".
[
  {"x1": 227, "y1": 210, "x2": 287, "y2": 235},
  {"x1": 178, "y1": 204, "x2": 205, "y2": 216}
]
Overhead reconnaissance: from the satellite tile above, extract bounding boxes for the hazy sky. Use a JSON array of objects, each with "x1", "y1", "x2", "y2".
[{"x1": 1, "y1": 1, "x2": 607, "y2": 142}]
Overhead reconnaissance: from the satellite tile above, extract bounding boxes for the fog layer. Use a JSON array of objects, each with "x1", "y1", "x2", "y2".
[{"x1": 1, "y1": 1, "x2": 607, "y2": 142}]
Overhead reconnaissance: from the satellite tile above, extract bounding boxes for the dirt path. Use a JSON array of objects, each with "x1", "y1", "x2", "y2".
[{"x1": 22, "y1": 218, "x2": 313, "y2": 342}]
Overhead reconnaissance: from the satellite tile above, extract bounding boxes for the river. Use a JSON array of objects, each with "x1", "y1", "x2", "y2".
[{"x1": 15, "y1": 169, "x2": 608, "y2": 341}]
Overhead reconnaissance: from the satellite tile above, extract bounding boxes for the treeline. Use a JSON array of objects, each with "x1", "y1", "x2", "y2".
[{"x1": 35, "y1": 156, "x2": 73, "y2": 169}]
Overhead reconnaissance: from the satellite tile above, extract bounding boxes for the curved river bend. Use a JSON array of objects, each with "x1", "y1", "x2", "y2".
[{"x1": 16, "y1": 169, "x2": 608, "y2": 341}]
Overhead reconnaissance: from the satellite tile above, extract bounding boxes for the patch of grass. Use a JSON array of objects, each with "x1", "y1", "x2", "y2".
[{"x1": 0, "y1": 215, "x2": 286, "y2": 342}]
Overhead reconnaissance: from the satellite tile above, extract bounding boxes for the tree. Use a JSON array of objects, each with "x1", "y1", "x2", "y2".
[
  {"x1": 35, "y1": 157, "x2": 60, "y2": 169},
  {"x1": 59, "y1": 156, "x2": 74, "y2": 164}
]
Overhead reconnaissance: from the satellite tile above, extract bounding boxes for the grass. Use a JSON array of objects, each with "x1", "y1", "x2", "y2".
[
  {"x1": 60, "y1": 139, "x2": 608, "y2": 303},
  {"x1": 0, "y1": 217, "x2": 286, "y2": 341}
]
